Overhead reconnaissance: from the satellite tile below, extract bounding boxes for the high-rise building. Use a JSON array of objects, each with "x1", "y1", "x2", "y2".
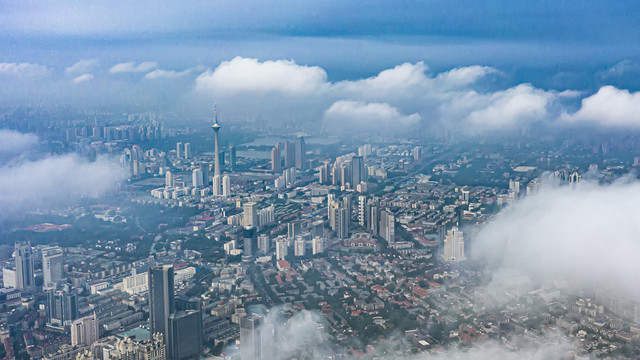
[
  {"x1": 295, "y1": 136, "x2": 305, "y2": 170},
  {"x1": 312, "y1": 237, "x2": 324, "y2": 255},
  {"x1": 212, "y1": 107, "x2": 222, "y2": 193},
  {"x1": 271, "y1": 145, "x2": 281, "y2": 173},
  {"x1": 168, "y1": 310, "x2": 203, "y2": 360},
  {"x1": 240, "y1": 314, "x2": 273, "y2": 360},
  {"x1": 276, "y1": 238, "x2": 288, "y2": 260},
  {"x1": 340, "y1": 162, "x2": 351, "y2": 188},
  {"x1": 294, "y1": 236, "x2": 306, "y2": 257},
  {"x1": 312, "y1": 220, "x2": 324, "y2": 238},
  {"x1": 15, "y1": 241, "x2": 34, "y2": 291},
  {"x1": 284, "y1": 167, "x2": 296, "y2": 188},
  {"x1": 176, "y1": 142, "x2": 183, "y2": 159},
  {"x1": 222, "y1": 174, "x2": 231, "y2": 198},
  {"x1": 284, "y1": 141, "x2": 295, "y2": 168},
  {"x1": 148, "y1": 265, "x2": 175, "y2": 343},
  {"x1": 318, "y1": 162, "x2": 330, "y2": 184},
  {"x1": 192, "y1": 169, "x2": 204, "y2": 188},
  {"x1": 258, "y1": 234, "x2": 270, "y2": 254},
  {"x1": 336, "y1": 207, "x2": 350, "y2": 240},
  {"x1": 165, "y1": 170, "x2": 174, "y2": 187},
  {"x1": 212, "y1": 175, "x2": 221, "y2": 196},
  {"x1": 357, "y1": 196, "x2": 367, "y2": 228},
  {"x1": 443, "y1": 226, "x2": 465, "y2": 262},
  {"x1": 257, "y1": 205, "x2": 274, "y2": 228},
  {"x1": 351, "y1": 156, "x2": 365, "y2": 187},
  {"x1": 380, "y1": 209, "x2": 395, "y2": 244},
  {"x1": 42, "y1": 246, "x2": 64, "y2": 288},
  {"x1": 47, "y1": 285, "x2": 78, "y2": 328},
  {"x1": 71, "y1": 313, "x2": 100, "y2": 346},
  {"x1": 243, "y1": 202, "x2": 258, "y2": 229},
  {"x1": 184, "y1": 143, "x2": 192, "y2": 159},
  {"x1": 287, "y1": 221, "x2": 301, "y2": 239},
  {"x1": 243, "y1": 227, "x2": 257, "y2": 259},
  {"x1": 367, "y1": 202, "x2": 379, "y2": 236},
  {"x1": 228, "y1": 145, "x2": 237, "y2": 170}
]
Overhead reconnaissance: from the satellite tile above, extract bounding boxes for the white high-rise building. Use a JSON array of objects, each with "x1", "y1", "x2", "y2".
[
  {"x1": 222, "y1": 174, "x2": 231, "y2": 197},
  {"x1": 184, "y1": 142, "x2": 192, "y2": 159},
  {"x1": 192, "y1": 169, "x2": 204, "y2": 188},
  {"x1": 243, "y1": 202, "x2": 258, "y2": 229},
  {"x1": 276, "y1": 238, "x2": 288, "y2": 260},
  {"x1": 176, "y1": 142, "x2": 183, "y2": 158},
  {"x1": 357, "y1": 196, "x2": 367, "y2": 227},
  {"x1": 212, "y1": 175, "x2": 221, "y2": 196},
  {"x1": 258, "y1": 234, "x2": 270, "y2": 253},
  {"x1": 380, "y1": 209, "x2": 395, "y2": 244},
  {"x1": 257, "y1": 205, "x2": 274, "y2": 228},
  {"x1": 71, "y1": 313, "x2": 100, "y2": 346},
  {"x1": 312, "y1": 237, "x2": 324, "y2": 255},
  {"x1": 294, "y1": 237, "x2": 305, "y2": 257},
  {"x1": 165, "y1": 170, "x2": 174, "y2": 187},
  {"x1": 42, "y1": 246, "x2": 63, "y2": 288},
  {"x1": 443, "y1": 226, "x2": 465, "y2": 262}
]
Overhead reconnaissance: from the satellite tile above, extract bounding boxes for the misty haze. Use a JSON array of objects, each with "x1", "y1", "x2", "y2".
[{"x1": 1, "y1": 1, "x2": 640, "y2": 360}]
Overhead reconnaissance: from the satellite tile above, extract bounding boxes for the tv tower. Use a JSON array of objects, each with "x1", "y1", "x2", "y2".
[{"x1": 212, "y1": 105, "x2": 222, "y2": 195}]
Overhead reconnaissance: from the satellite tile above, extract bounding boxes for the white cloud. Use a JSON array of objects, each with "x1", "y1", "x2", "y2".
[
  {"x1": 434, "y1": 65, "x2": 498, "y2": 87},
  {"x1": 440, "y1": 84, "x2": 556, "y2": 129},
  {"x1": 339, "y1": 62, "x2": 430, "y2": 95},
  {"x1": 564, "y1": 86, "x2": 640, "y2": 127},
  {"x1": 73, "y1": 73, "x2": 94, "y2": 84},
  {"x1": 323, "y1": 100, "x2": 420, "y2": 132},
  {"x1": 474, "y1": 179, "x2": 640, "y2": 298},
  {"x1": 0, "y1": 154, "x2": 126, "y2": 216},
  {"x1": 110, "y1": 61, "x2": 158, "y2": 74},
  {"x1": 195, "y1": 56, "x2": 328, "y2": 94},
  {"x1": 0, "y1": 129, "x2": 38, "y2": 157},
  {"x1": 144, "y1": 66, "x2": 204, "y2": 80},
  {"x1": 0, "y1": 62, "x2": 49, "y2": 77},
  {"x1": 65, "y1": 58, "x2": 99, "y2": 75}
]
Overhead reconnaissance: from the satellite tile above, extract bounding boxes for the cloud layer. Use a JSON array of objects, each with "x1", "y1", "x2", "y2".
[
  {"x1": 195, "y1": 57, "x2": 328, "y2": 94},
  {"x1": 474, "y1": 178, "x2": 640, "y2": 298},
  {"x1": 0, "y1": 154, "x2": 126, "y2": 216}
]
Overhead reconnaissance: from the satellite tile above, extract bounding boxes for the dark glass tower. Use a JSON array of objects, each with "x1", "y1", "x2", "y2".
[{"x1": 148, "y1": 265, "x2": 175, "y2": 342}]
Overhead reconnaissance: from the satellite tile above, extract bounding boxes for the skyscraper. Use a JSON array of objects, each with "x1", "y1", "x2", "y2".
[
  {"x1": 192, "y1": 169, "x2": 203, "y2": 188},
  {"x1": 240, "y1": 314, "x2": 273, "y2": 360},
  {"x1": 15, "y1": 241, "x2": 34, "y2": 291},
  {"x1": 352, "y1": 156, "x2": 365, "y2": 187},
  {"x1": 148, "y1": 265, "x2": 175, "y2": 342},
  {"x1": 222, "y1": 174, "x2": 231, "y2": 197},
  {"x1": 47, "y1": 285, "x2": 78, "y2": 328},
  {"x1": 243, "y1": 202, "x2": 258, "y2": 229},
  {"x1": 294, "y1": 236, "x2": 306, "y2": 257},
  {"x1": 212, "y1": 106, "x2": 222, "y2": 194},
  {"x1": 71, "y1": 313, "x2": 100, "y2": 346},
  {"x1": 184, "y1": 142, "x2": 192, "y2": 159},
  {"x1": 165, "y1": 170, "x2": 174, "y2": 187},
  {"x1": 168, "y1": 310, "x2": 203, "y2": 360},
  {"x1": 228, "y1": 145, "x2": 237, "y2": 170},
  {"x1": 42, "y1": 246, "x2": 64, "y2": 289},
  {"x1": 312, "y1": 236, "x2": 324, "y2": 255},
  {"x1": 336, "y1": 207, "x2": 350, "y2": 240},
  {"x1": 213, "y1": 175, "x2": 221, "y2": 196},
  {"x1": 271, "y1": 145, "x2": 281, "y2": 173},
  {"x1": 443, "y1": 226, "x2": 465, "y2": 262},
  {"x1": 284, "y1": 141, "x2": 295, "y2": 168},
  {"x1": 295, "y1": 136, "x2": 305, "y2": 170},
  {"x1": 176, "y1": 142, "x2": 183, "y2": 159},
  {"x1": 357, "y1": 196, "x2": 367, "y2": 228},
  {"x1": 380, "y1": 209, "x2": 395, "y2": 245}
]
